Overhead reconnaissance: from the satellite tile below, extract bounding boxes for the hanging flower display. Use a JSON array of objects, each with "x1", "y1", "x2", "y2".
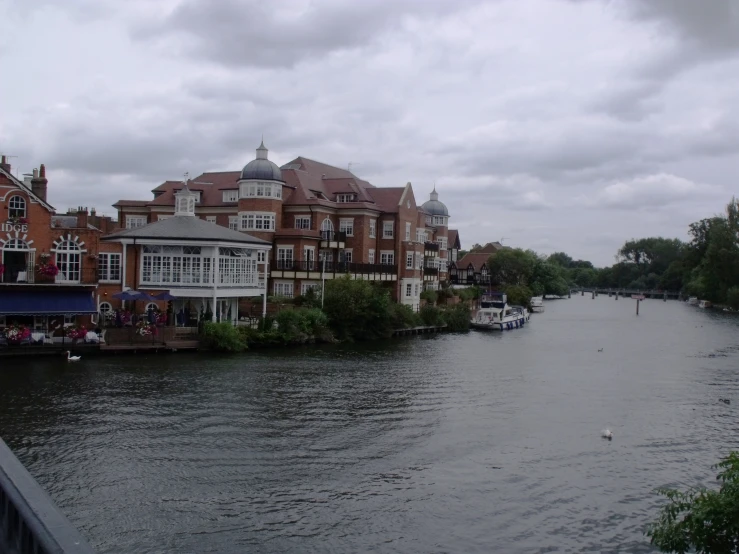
[
  {"x1": 155, "y1": 311, "x2": 168, "y2": 326},
  {"x1": 9, "y1": 216, "x2": 29, "y2": 225},
  {"x1": 65, "y1": 325, "x2": 88, "y2": 341},
  {"x1": 5, "y1": 324, "x2": 31, "y2": 344},
  {"x1": 0, "y1": 263, "x2": 5, "y2": 277},
  {"x1": 136, "y1": 321, "x2": 158, "y2": 337},
  {"x1": 38, "y1": 263, "x2": 60, "y2": 277}
]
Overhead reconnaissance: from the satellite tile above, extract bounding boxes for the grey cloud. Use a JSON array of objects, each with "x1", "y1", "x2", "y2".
[{"x1": 132, "y1": 0, "x2": 482, "y2": 68}]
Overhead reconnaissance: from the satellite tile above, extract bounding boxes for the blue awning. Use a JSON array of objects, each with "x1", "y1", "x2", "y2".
[{"x1": 0, "y1": 290, "x2": 97, "y2": 315}]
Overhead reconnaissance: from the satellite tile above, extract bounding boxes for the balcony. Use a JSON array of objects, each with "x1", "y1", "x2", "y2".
[
  {"x1": 424, "y1": 266, "x2": 439, "y2": 276},
  {"x1": 320, "y1": 231, "x2": 347, "y2": 248},
  {"x1": 424, "y1": 241, "x2": 439, "y2": 252},
  {"x1": 270, "y1": 259, "x2": 398, "y2": 280},
  {"x1": 449, "y1": 273, "x2": 488, "y2": 285},
  {"x1": 0, "y1": 265, "x2": 99, "y2": 286}
]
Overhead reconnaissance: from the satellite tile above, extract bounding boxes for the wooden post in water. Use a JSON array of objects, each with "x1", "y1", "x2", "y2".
[
  {"x1": 592, "y1": 291, "x2": 595, "y2": 300},
  {"x1": 581, "y1": 291, "x2": 584, "y2": 296},
  {"x1": 636, "y1": 298, "x2": 640, "y2": 315}
]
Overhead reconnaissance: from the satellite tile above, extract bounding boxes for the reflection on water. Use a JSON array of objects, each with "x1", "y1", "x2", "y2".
[{"x1": 2, "y1": 295, "x2": 739, "y2": 553}]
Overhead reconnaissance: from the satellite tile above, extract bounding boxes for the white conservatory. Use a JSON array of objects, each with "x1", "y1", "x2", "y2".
[{"x1": 102, "y1": 185, "x2": 272, "y2": 322}]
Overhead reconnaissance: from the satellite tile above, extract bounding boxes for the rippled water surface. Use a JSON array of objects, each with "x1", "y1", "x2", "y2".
[{"x1": 2, "y1": 295, "x2": 739, "y2": 553}]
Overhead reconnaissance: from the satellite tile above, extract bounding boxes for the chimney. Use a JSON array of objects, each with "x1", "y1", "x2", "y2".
[
  {"x1": 31, "y1": 164, "x2": 48, "y2": 202},
  {"x1": 0, "y1": 155, "x2": 10, "y2": 173},
  {"x1": 77, "y1": 206, "x2": 89, "y2": 229}
]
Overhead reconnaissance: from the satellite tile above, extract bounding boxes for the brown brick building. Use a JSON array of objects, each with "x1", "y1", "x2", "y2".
[{"x1": 113, "y1": 142, "x2": 460, "y2": 312}]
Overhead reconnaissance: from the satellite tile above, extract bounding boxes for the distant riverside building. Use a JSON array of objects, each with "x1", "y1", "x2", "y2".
[
  {"x1": 113, "y1": 142, "x2": 461, "y2": 312},
  {"x1": 449, "y1": 242, "x2": 505, "y2": 287}
]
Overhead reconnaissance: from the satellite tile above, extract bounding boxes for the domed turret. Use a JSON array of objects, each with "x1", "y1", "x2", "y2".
[
  {"x1": 422, "y1": 186, "x2": 449, "y2": 216},
  {"x1": 240, "y1": 141, "x2": 284, "y2": 181}
]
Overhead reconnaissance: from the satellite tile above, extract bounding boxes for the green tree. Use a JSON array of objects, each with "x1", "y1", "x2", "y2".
[
  {"x1": 488, "y1": 248, "x2": 537, "y2": 287},
  {"x1": 647, "y1": 451, "x2": 739, "y2": 553},
  {"x1": 548, "y1": 252, "x2": 573, "y2": 268},
  {"x1": 531, "y1": 257, "x2": 570, "y2": 297},
  {"x1": 322, "y1": 276, "x2": 394, "y2": 341}
]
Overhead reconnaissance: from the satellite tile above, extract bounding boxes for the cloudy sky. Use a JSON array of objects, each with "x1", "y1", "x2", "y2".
[{"x1": 2, "y1": 0, "x2": 738, "y2": 265}]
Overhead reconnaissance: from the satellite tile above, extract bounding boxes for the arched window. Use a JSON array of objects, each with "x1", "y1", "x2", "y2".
[
  {"x1": 8, "y1": 196, "x2": 26, "y2": 218},
  {"x1": 55, "y1": 240, "x2": 82, "y2": 282},
  {"x1": 98, "y1": 302, "x2": 113, "y2": 323},
  {"x1": 3, "y1": 238, "x2": 30, "y2": 250},
  {"x1": 320, "y1": 218, "x2": 334, "y2": 240},
  {"x1": 144, "y1": 302, "x2": 158, "y2": 313}
]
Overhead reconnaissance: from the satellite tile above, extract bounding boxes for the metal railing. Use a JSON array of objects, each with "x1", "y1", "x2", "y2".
[
  {"x1": 320, "y1": 231, "x2": 347, "y2": 242},
  {"x1": 323, "y1": 261, "x2": 398, "y2": 274},
  {"x1": 1, "y1": 266, "x2": 99, "y2": 285},
  {"x1": 0, "y1": 437, "x2": 95, "y2": 553},
  {"x1": 424, "y1": 241, "x2": 440, "y2": 252}
]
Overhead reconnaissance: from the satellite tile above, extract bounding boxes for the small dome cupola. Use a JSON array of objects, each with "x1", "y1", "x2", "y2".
[
  {"x1": 421, "y1": 185, "x2": 449, "y2": 217},
  {"x1": 175, "y1": 173, "x2": 197, "y2": 216},
  {"x1": 240, "y1": 140, "x2": 284, "y2": 182}
]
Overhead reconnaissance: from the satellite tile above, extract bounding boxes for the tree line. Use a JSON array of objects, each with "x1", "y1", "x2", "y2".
[{"x1": 486, "y1": 197, "x2": 739, "y2": 307}]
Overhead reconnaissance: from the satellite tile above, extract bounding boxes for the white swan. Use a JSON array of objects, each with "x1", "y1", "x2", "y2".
[
  {"x1": 66, "y1": 351, "x2": 81, "y2": 362},
  {"x1": 601, "y1": 429, "x2": 613, "y2": 440}
]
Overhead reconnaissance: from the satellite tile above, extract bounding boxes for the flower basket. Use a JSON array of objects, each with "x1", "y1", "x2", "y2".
[
  {"x1": 38, "y1": 263, "x2": 59, "y2": 278},
  {"x1": 9, "y1": 216, "x2": 29, "y2": 225},
  {"x1": 0, "y1": 264, "x2": 4, "y2": 278},
  {"x1": 4, "y1": 324, "x2": 31, "y2": 344},
  {"x1": 136, "y1": 321, "x2": 158, "y2": 337},
  {"x1": 65, "y1": 325, "x2": 88, "y2": 342}
]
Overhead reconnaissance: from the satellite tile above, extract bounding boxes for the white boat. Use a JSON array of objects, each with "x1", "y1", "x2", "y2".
[
  {"x1": 530, "y1": 296, "x2": 544, "y2": 313},
  {"x1": 698, "y1": 300, "x2": 712, "y2": 309},
  {"x1": 471, "y1": 292, "x2": 530, "y2": 331},
  {"x1": 687, "y1": 297, "x2": 698, "y2": 305}
]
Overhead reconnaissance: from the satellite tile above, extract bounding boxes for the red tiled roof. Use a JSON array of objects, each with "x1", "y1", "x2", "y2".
[
  {"x1": 448, "y1": 229, "x2": 460, "y2": 249},
  {"x1": 113, "y1": 200, "x2": 150, "y2": 207},
  {"x1": 473, "y1": 242, "x2": 504, "y2": 254},
  {"x1": 366, "y1": 187, "x2": 404, "y2": 212},
  {"x1": 455, "y1": 252, "x2": 493, "y2": 272}
]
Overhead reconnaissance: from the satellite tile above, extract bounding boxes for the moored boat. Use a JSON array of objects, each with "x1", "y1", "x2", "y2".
[
  {"x1": 530, "y1": 296, "x2": 544, "y2": 313},
  {"x1": 687, "y1": 296, "x2": 699, "y2": 305},
  {"x1": 470, "y1": 292, "x2": 529, "y2": 331},
  {"x1": 698, "y1": 300, "x2": 712, "y2": 309}
]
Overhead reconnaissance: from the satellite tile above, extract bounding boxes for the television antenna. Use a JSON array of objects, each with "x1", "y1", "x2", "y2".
[
  {"x1": 347, "y1": 162, "x2": 361, "y2": 173},
  {"x1": 500, "y1": 237, "x2": 509, "y2": 244}
]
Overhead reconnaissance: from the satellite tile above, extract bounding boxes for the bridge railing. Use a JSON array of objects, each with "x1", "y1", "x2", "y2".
[{"x1": 0, "y1": 436, "x2": 95, "y2": 554}]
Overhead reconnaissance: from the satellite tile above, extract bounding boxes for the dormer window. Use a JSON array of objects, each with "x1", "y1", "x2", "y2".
[
  {"x1": 222, "y1": 190, "x2": 238, "y2": 203},
  {"x1": 336, "y1": 193, "x2": 357, "y2": 203}
]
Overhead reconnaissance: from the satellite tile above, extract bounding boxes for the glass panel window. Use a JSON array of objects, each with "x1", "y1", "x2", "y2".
[
  {"x1": 368, "y1": 249, "x2": 375, "y2": 264},
  {"x1": 257, "y1": 251, "x2": 266, "y2": 262},
  {"x1": 222, "y1": 190, "x2": 238, "y2": 202},
  {"x1": 414, "y1": 284, "x2": 419, "y2": 296},
  {"x1": 206, "y1": 216, "x2": 217, "y2": 224},
  {"x1": 55, "y1": 240, "x2": 82, "y2": 283},
  {"x1": 406, "y1": 284, "x2": 412, "y2": 297},
  {"x1": 277, "y1": 247, "x2": 293, "y2": 269},
  {"x1": 339, "y1": 219, "x2": 354, "y2": 237},
  {"x1": 8, "y1": 196, "x2": 26, "y2": 218},
  {"x1": 340, "y1": 249, "x2": 352, "y2": 263},
  {"x1": 98, "y1": 253, "x2": 121, "y2": 282},
  {"x1": 406, "y1": 252, "x2": 413, "y2": 269},
  {"x1": 274, "y1": 281, "x2": 294, "y2": 298},
  {"x1": 381, "y1": 252, "x2": 394, "y2": 265},
  {"x1": 405, "y1": 222, "x2": 411, "y2": 241},
  {"x1": 301, "y1": 282, "x2": 319, "y2": 295},
  {"x1": 295, "y1": 216, "x2": 311, "y2": 229},
  {"x1": 303, "y1": 248, "x2": 315, "y2": 270},
  {"x1": 383, "y1": 221, "x2": 393, "y2": 238},
  {"x1": 240, "y1": 212, "x2": 275, "y2": 231},
  {"x1": 126, "y1": 216, "x2": 146, "y2": 229},
  {"x1": 228, "y1": 216, "x2": 238, "y2": 230},
  {"x1": 369, "y1": 219, "x2": 376, "y2": 238}
]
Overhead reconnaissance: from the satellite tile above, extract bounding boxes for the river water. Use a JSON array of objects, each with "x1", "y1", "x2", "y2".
[{"x1": 1, "y1": 295, "x2": 739, "y2": 553}]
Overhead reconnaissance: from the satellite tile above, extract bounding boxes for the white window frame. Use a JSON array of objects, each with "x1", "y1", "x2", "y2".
[
  {"x1": 383, "y1": 221, "x2": 394, "y2": 238},
  {"x1": 228, "y1": 216, "x2": 239, "y2": 231},
  {"x1": 239, "y1": 182, "x2": 283, "y2": 200},
  {"x1": 369, "y1": 219, "x2": 376, "y2": 238},
  {"x1": 406, "y1": 283, "x2": 412, "y2": 297},
  {"x1": 414, "y1": 284, "x2": 419, "y2": 296},
  {"x1": 368, "y1": 249, "x2": 375, "y2": 264},
  {"x1": 126, "y1": 216, "x2": 147, "y2": 229},
  {"x1": 339, "y1": 218, "x2": 354, "y2": 237},
  {"x1": 405, "y1": 222, "x2": 411, "y2": 241},
  {"x1": 98, "y1": 253, "x2": 122, "y2": 282},
  {"x1": 301, "y1": 281, "x2": 320, "y2": 295},
  {"x1": 206, "y1": 216, "x2": 217, "y2": 224},
  {"x1": 240, "y1": 211, "x2": 276, "y2": 231},
  {"x1": 277, "y1": 246, "x2": 294, "y2": 269},
  {"x1": 8, "y1": 195, "x2": 26, "y2": 218},
  {"x1": 54, "y1": 239, "x2": 84, "y2": 283},
  {"x1": 273, "y1": 281, "x2": 294, "y2": 298},
  {"x1": 380, "y1": 251, "x2": 394, "y2": 265},
  {"x1": 416, "y1": 252, "x2": 423, "y2": 270},
  {"x1": 340, "y1": 249, "x2": 352, "y2": 263},
  {"x1": 336, "y1": 193, "x2": 356, "y2": 203},
  {"x1": 157, "y1": 215, "x2": 172, "y2": 221},
  {"x1": 406, "y1": 252, "x2": 413, "y2": 269},
  {"x1": 257, "y1": 251, "x2": 266, "y2": 262},
  {"x1": 416, "y1": 228, "x2": 426, "y2": 243},
  {"x1": 222, "y1": 190, "x2": 238, "y2": 203},
  {"x1": 295, "y1": 216, "x2": 311, "y2": 230},
  {"x1": 303, "y1": 246, "x2": 315, "y2": 270}
]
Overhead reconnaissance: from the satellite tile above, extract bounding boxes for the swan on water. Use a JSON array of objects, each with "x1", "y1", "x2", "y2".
[
  {"x1": 601, "y1": 429, "x2": 613, "y2": 440},
  {"x1": 65, "y1": 351, "x2": 81, "y2": 362}
]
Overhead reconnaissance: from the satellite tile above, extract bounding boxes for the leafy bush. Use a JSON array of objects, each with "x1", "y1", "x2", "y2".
[
  {"x1": 647, "y1": 451, "x2": 739, "y2": 553},
  {"x1": 442, "y1": 303, "x2": 471, "y2": 332},
  {"x1": 390, "y1": 303, "x2": 422, "y2": 329},
  {"x1": 420, "y1": 289, "x2": 438, "y2": 304},
  {"x1": 323, "y1": 276, "x2": 394, "y2": 341},
  {"x1": 504, "y1": 284, "x2": 533, "y2": 308},
  {"x1": 201, "y1": 322, "x2": 248, "y2": 352},
  {"x1": 419, "y1": 304, "x2": 444, "y2": 326},
  {"x1": 293, "y1": 288, "x2": 322, "y2": 308},
  {"x1": 726, "y1": 286, "x2": 739, "y2": 310}
]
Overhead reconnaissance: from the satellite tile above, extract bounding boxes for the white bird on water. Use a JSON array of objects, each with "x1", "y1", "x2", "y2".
[
  {"x1": 602, "y1": 429, "x2": 613, "y2": 440},
  {"x1": 65, "y1": 351, "x2": 81, "y2": 362}
]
